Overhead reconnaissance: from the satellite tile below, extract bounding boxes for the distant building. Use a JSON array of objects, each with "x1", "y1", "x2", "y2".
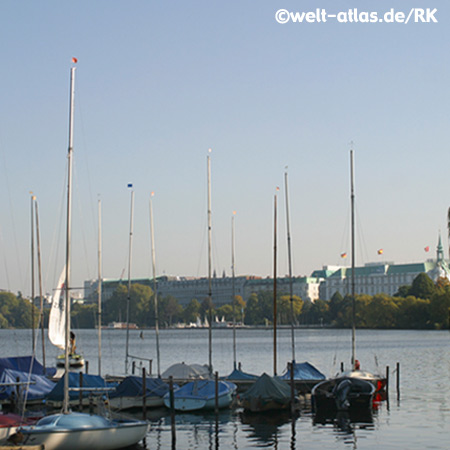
[
  {"x1": 318, "y1": 236, "x2": 450, "y2": 300},
  {"x1": 84, "y1": 274, "x2": 322, "y2": 307}
]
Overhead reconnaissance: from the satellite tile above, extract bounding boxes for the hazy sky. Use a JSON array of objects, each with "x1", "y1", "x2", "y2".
[{"x1": 0, "y1": 0, "x2": 449, "y2": 297}]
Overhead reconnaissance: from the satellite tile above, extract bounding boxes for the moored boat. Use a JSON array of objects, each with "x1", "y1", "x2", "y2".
[
  {"x1": 311, "y1": 375, "x2": 375, "y2": 413},
  {"x1": 163, "y1": 379, "x2": 237, "y2": 411},
  {"x1": 238, "y1": 373, "x2": 294, "y2": 413},
  {"x1": 20, "y1": 413, "x2": 148, "y2": 450}
]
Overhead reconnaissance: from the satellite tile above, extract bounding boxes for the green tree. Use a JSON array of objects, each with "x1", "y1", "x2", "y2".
[
  {"x1": 183, "y1": 299, "x2": 201, "y2": 324},
  {"x1": 160, "y1": 295, "x2": 182, "y2": 327},
  {"x1": 409, "y1": 273, "x2": 436, "y2": 300}
]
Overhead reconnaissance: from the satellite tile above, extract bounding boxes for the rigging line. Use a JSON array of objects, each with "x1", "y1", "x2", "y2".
[
  {"x1": 45, "y1": 159, "x2": 67, "y2": 294},
  {"x1": 0, "y1": 224, "x2": 11, "y2": 291},
  {"x1": 355, "y1": 202, "x2": 370, "y2": 266},
  {"x1": 76, "y1": 89, "x2": 97, "y2": 242},
  {"x1": 340, "y1": 203, "x2": 351, "y2": 257},
  {"x1": 0, "y1": 142, "x2": 22, "y2": 290},
  {"x1": 72, "y1": 162, "x2": 93, "y2": 279},
  {"x1": 195, "y1": 215, "x2": 207, "y2": 278}
]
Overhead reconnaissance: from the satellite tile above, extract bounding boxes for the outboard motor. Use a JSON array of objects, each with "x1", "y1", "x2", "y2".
[{"x1": 334, "y1": 379, "x2": 352, "y2": 410}]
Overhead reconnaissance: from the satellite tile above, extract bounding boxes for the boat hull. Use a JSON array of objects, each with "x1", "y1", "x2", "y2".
[
  {"x1": 20, "y1": 413, "x2": 148, "y2": 450},
  {"x1": 109, "y1": 395, "x2": 164, "y2": 410},
  {"x1": 312, "y1": 376, "x2": 375, "y2": 413}
]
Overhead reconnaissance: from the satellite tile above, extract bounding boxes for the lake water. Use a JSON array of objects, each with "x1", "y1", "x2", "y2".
[{"x1": 1, "y1": 327, "x2": 449, "y2": 449}]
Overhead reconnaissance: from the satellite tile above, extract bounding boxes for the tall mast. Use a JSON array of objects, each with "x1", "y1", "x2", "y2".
[
  {"x1": 35, "y1": 200, "x2": 46, "y2": 369},
  {"x1": 284, "y1": 171, "x2": 295, "y2": 364},
  {"x1": 125, "y1": 185, "x2": 134, "y2": 375},
  {"x1": 64, "y1": 64, "x2": 76, "y2": 414},
  {"x1": 350, "y1": 148, "x2": 356, "y2": 370},
  {"x1": 149, "y1": 192, "x2": 161, "y2": 377},
  {"x1": 207, "y1": 150, "x2": 213, "y2": 375},
  {"x1": 231, "y1": 211, "x2": 237, "y2": 370},
  {"x1": 30, "y1": 193, "x2": 36, "y2": 353},
  {"x1": 97, "y1": 199, "x2": 102, "y2": 376},
  {"x1": 273, "y1": 190, "x2": 278, "y2": 376}
]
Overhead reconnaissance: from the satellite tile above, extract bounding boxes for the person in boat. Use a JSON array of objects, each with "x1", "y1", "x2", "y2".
[
  {"x1": 355, "y1": 359, "x2": 360, "y2": 370},
  {"x1": 70, "y1": 331, "x2": 77, "y2": 355}
]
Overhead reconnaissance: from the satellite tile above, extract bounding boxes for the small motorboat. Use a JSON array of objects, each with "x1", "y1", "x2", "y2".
[
  {"x1": 163, "y1": 379, "x2": 237, "y2": 411},
  {"x1": 56, "y1": 353, "x2": 85, "y2": 368},
  {"x1": 311, "y1": 375, "x2": 375, "y2": 413}
]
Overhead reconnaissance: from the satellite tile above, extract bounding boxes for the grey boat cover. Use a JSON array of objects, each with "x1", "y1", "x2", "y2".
[
  {"x1": 162, "y1": 362, "x2": 209, "y2": 379},
  {"x1": 239, "y1": 373, "x2": 292, "y2": 403}
]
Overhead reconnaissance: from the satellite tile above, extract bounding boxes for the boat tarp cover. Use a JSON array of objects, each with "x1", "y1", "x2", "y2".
[
  {"x1": 222, "y1": 368, "x2": 259, "y2": 381},
  {"x1": 279, "y1": 361, "x2": 325, "y2": 380},
  {"x1": 0, "y1": 356, "x2": 56, "y2": 378},
  {"x1": 109, "y1": 376, "x2": 170, "y2": 399},
  {"x1": 240, "y1": 373, "x2": 292, "y2": 403},
  {"x1": 0, "y1": 368, "x2": 56, "y2": 401},
  {"x1": 173, "y1": 380, "x2": 236, "y2": 400},
  {"x1": 162, "y1": 362, "x2": 209, "y2": 379},
  {"x1": 47, "y1": 372, "x2": 114, "y2": 401}
]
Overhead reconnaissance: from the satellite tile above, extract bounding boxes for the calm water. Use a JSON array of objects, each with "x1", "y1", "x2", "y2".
[{"x1": 2, "y1": 327, "x2": 449, "y2": 449}]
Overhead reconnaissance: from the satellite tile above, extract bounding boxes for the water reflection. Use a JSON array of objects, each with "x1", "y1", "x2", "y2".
[
  {"x1": 313, "y1": 409, "x2": 375, "y2": 448},
  {"x1": 240, "y1": 410, "x2": 298, "y2": 448}
]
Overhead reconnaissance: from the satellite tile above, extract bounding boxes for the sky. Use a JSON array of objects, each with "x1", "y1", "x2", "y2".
[{"x1": 0, "y1": 0, "x2": 449, "y2": 297}]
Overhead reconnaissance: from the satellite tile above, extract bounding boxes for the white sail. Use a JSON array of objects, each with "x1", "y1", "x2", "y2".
[{"x1": 48, "y1": 267, "x2": 66, "y2": 350}]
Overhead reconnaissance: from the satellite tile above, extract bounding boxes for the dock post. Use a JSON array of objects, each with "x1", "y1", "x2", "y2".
[
  {"x1": 85, "y1": 360, "x2": 89, "y2": 374},
  {"x1": 386, "y1": 365, "x2": 390, "y2": 393},
  {"x1": 214, "y1": 371, "x2": 219, "y2": 414},
  {"x1": 79, "y1": 372, "x2": 83, "y2": 411},
  {"x1": 289, "y1": 362, "x2": 295, "y2": 414},
  {"x1": 149, "y1": 359, "x2": 152, "y2": 375},
  {"x1": 169, "y1": 376, "x2": 176, "y2": 448},
  {"x1": 169, "y1": 376, "x2": 174, "y2": 412},
  {"x1": 142, "y1": 367, "x2": 147, "y2": 420},
  {"x1": 396, "y1": 362, "x2": 400, "y2": 400}
]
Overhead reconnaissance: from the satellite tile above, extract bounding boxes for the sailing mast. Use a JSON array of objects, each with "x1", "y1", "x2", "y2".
[
  {"x1": 273, "y1": 189, "x2": 278, "y2": 376},
  {"x1": 207, "y1": 150, "x2": 213, "y2": 375},
  {"x1": 350, "y1": 148, "x2": 356, "y2": 370},
  {"x1": 284, "y1": 170, "x2": 295, "y2": 365},
  {"x1": 98, "y1": 199, "x2": 102, "y2": 376},
  {"x1": 63, "y1": 63, "x2": 76, "y2": 414},
  {"x1": 30, "y1": 193, "x2": 36, "y2": 353},
  {"x1": 125, "y1": 184, "x2": 135, "y2": 375},
  {"x1": 35, "y1": 200, "x2": 46, "y2": 369},
  {"x1": 231, "y1": 211, "x2": 237, "y2": 370},
  {"x1": 149, "y1": 192, "x2": 161, "y2": 377}
]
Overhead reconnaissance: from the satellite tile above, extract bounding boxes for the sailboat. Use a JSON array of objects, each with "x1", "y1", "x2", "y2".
[
  {"x1": 164, "y1": 151, "x2": 236, "y2": 411},
  {"x1": 312, "y1": 149, "x2": 378, "y2": 414},
  {"x1": 19, "y1": 59, "x2": 148, "y2": 450}
]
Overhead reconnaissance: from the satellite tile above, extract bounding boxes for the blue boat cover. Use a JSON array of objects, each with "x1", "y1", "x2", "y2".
[
  {"x1": 279, "y1": 361, "x2": 325, "y2": 380},
  {"x1": 109, "y1": 376, "x2": 171, "y2": 399},
  {"x1": 47, "y1": 372, "x2": 115, "y2": 401},
  {"x1": 0, "y1": 368, "x2": 56, "y2": 401},
  {"x1": 172, "y1": 380, "x2": 236, "y2": 401},
  {"x1": 0, "y1": 356, "x2": 56, "y2": 378},
  {"x1": 222, "y1": 368, "x2": 258, "y2": 381}
]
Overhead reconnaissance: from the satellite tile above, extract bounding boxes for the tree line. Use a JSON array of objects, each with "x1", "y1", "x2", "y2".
[{"x1": 0, "y1": 273, "x2": 448, "y2": 330}]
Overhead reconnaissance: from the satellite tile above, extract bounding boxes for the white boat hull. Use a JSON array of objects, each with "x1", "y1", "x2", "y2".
[
  {"x1": 0, "y1": 425, "x2": 19, "y2": 444},
  {"x1": 20, "y1": 413, "x2": 148, "y2": 450},
  {"x1": 165, "y1": 390, "x2": 235, "y2": 411},
  {"x1": 109, "y1": 395, "x2": 164, "y2": 410}
]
